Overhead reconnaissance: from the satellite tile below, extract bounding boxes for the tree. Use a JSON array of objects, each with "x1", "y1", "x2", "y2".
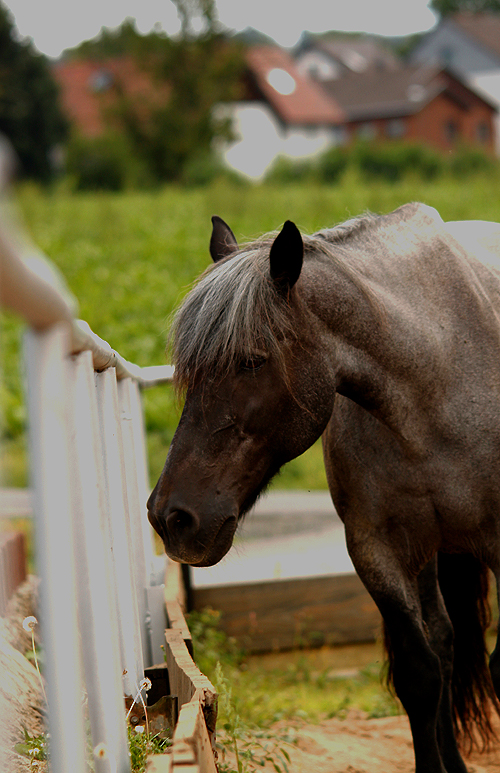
[
  {"x1": 0, "y1": 2, "x2": 68, "y2": 181},
  {"x1": 430, "y1": 0, "x2": 500, "y2": 14},
  {"x1": 68, "y1": 3, "x2": 244, "y2": 183}
]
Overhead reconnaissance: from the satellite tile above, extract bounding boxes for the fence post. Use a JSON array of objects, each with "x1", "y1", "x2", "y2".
[
  {"x1": 95, "y1": 367, "x2": 145, "y2": 696},
  {"x1": 67, "y1": 350, "x2": 131, "y2": 772},
  {"x1": 24, "y1": 324, "x2": 89, "y2": 773}
]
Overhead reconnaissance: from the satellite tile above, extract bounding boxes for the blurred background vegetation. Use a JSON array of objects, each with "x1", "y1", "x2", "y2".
[{"x1": 2, "y1": 0, "x2": 500, "y2": 493}]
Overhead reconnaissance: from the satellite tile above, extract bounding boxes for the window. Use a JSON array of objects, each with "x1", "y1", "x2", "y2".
[
  {"x1": 444, "y1": 120, "x2": 460, "y2": 144},
  {"x1": 357, "y1": 123, "x2": 377, "y2": 140},
  {"x1": 477, "y1": 121, "x2": 490, "y2": 143},
  {"x1": 386, "y1": 119, "x2": 406, "y2": 138},
  {"x1": 89, "y1": 70, "x2": 113, "y2": 93}
]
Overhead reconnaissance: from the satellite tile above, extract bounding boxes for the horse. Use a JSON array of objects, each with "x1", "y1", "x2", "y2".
[{"x1": 147, "y1": 203, "x2": 500, "y2": 773}]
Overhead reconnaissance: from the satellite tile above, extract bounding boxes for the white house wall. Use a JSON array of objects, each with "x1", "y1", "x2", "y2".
[{"x1": 217, "y1": 102, "x2": 335, "y2": 180}]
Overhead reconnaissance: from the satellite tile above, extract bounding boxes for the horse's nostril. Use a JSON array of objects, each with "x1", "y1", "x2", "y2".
[{"x1": 166, "y1": 508, "x2": 198, "y2": 538}]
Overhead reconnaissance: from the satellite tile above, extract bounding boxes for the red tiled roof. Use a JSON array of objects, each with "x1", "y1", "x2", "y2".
[
  {"x1": 53, "y1": 57, "x2": 164, "y2": 137},
  {"x1": 246, "y1": 46, "x2": 344, "y2": 125}
]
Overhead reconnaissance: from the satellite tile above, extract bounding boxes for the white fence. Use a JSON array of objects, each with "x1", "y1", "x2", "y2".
[{"x1": 0, "y1": 159, "x2": 175, "y2": 771}]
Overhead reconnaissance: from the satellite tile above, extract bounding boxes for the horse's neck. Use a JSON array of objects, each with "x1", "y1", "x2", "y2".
[{"x1": 304, "y1": 252, "x2": 452, "y2": 446}]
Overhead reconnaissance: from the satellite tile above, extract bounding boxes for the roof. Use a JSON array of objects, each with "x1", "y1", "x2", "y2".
[
  {"x1": 451, "y1": 12, "x2": 500, "y2": 63},
  {"x1": 320, "y1": 64, "x2": 497, "y2": 122},
  {"x1": 311, "y1": 35, "x2": 400, "y2": 74},
  {"x1": 245, "y1": 46, "x2": 344, "y2": 125},
  {"x1": 52, "y1": 57, "x2": 163, "y2": 137}
]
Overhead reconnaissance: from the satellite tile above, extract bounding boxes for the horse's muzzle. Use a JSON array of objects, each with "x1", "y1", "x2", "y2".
[{"x1": 147, "y1": 501, "x2": 238, "y2": 567}]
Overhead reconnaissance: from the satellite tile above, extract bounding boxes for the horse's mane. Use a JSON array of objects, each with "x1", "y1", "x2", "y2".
[{"x1": 170, "y1": 214, "x2": 380, "y2": 392}]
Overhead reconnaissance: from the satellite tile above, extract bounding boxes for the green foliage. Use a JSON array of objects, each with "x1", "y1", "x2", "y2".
[
  {"x1": 429, "y1": 0, "x2": 500, "y2": 14},
  {"x1": 188, "y1": 608, "x2": 245, "y2": 676},
  {"x1": 5, "y1": 175, "x2": 500, "y2": 490},
  {"x1": 215, "y1": 664, "x2": 293, "y2": 773},
  {"x1": 0, "y1": 2, "x2": 67, "y2": 181},
  {"x1": 351, "y1": 141, "x2": 443, "y2": 182},
  {"x1": 14, "y1": 728, "x2": 48, "y2": 762},
  {"x1": 66, "y1": 9, "x2": 245, "y2": 185},
  {"x1": 65, "y1": 132, "x2": 153, "y2": 191},
  {"x1": 127, "y1": 727, "x2": 172, "y2": 772},
  {"x1": 265, "y1": 141, "x2": 494, "y2": 185},
  {"x1": 265, "y1": 156, "x2": 317, "y2": 185},
  {"x1": 63, "y1": 17, "x2": 168, "y2": 60}
]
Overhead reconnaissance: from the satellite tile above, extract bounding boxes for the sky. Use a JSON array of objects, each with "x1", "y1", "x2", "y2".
[{"x1": 4, "y1": 0, "x2": 439, "y2": 59}]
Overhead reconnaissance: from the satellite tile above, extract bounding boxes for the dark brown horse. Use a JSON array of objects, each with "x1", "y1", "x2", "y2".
[{"x1": 148, "y1": 203, "x2": 500, "y2": 772}]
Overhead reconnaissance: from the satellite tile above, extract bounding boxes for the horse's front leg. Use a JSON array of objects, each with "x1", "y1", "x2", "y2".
[{"x1": 346, "y1": 532, "x2": 449, "y2": 773}]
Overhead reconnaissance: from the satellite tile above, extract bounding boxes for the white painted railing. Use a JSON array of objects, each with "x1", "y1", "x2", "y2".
[{"x1": 0, "y1": 146, "x2": 174, "y2": 772}]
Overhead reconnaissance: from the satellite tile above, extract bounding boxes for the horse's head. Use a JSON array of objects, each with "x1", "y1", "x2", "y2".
[{"x1": 147, "y1": 217, "x2": 335, "y2": 566}]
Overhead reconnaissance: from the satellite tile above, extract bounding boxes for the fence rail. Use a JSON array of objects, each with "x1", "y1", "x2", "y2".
[{"x1": 0, "y1": 149, "x2": 217, "y2": 773}]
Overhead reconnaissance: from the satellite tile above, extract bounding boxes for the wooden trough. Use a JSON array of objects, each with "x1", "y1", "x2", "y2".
[
  {"x1": 192, "y1": 571, "x2": 381, "y2": 654},
  {"x1": 149, "y1": 560, "x2": 218, "y2": 773},
  {"x1": 188, "y1": 491, "x2": 382, "y2": 654}
]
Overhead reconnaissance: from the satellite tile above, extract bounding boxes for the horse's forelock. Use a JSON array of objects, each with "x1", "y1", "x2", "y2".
[
  {"x1": 169, "y1": 215, "x2": 384, "y2": 393},
  {"x1": 169, "y1": 242, "x2": 294, "y2": 392}
]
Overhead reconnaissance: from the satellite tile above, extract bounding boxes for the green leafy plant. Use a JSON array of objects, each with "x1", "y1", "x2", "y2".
[
  {"x1": 127, "y1": 727, "x2": 172, "y2": 773},
  {"x1": 14, "y1": 728, "x2": 48, "y2": 763},
  {"x1": 214, "y1": 663, "x2": 293, "y2": 773}
]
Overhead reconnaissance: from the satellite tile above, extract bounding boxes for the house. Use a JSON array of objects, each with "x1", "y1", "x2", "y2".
[
  {"x1": 51, "y1": 39, "x2": 498, "y2": 182},
  {"x1": 217, "y1": 45, "x2": 345, "y2": 179},
  {"x1": 295, "y1": 33, "x2": 400, "y2": 82},
  {"x1": 319, "y1": 64, "x2": 497, "y2": 154},
  {"x1": 52, "y1": 56, "x2": 165, "y2": 138},
  {"x1": 410, "y1": 13, "x2": 500, "y2": 151},
  {"x1": 410, "y1": 12, "x2": 500, "y2": 77}
]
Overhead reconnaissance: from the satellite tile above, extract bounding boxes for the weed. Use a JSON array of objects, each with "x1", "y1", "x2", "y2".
[
  {"x1": 14, "y1": 728, "x2": 48, "y2": 764},
  {"x1": 214, "y1": 663, "x2": 294, "y2": 773},
  {"x1": 127, "y1": 727, "x2": 171, "y2": 773}
]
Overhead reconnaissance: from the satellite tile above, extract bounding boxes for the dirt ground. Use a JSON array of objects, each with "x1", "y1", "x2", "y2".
[{"x1": 253, "y1": 712, "x2": 500, "y2": 773}]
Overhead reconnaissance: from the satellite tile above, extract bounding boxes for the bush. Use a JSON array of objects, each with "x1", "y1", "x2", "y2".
[
  {"x1": 317, "y1": 145, "x2": 349, "y2": 183},
  {"x1": 352, "y1": 141, "x2": 442, "y2": 182},
  {"x1": 65, "y1": 132, "x2": 153, "y2": 191},
  {"x1": 265, "y1": 155, "x2": 317, "y2": 184},
  {"x1": 448, "y1": 144, "x2": 498, "y2": 178}
]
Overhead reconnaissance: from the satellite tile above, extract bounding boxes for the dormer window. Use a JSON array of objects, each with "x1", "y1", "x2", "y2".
[{"x1": 89, "y1": 70, "x2": 114, "y2": 93}]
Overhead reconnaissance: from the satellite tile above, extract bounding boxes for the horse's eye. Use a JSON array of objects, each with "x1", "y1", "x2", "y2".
[{"x1": 240, "y1": 355, "x2": 266, "y2": 372}]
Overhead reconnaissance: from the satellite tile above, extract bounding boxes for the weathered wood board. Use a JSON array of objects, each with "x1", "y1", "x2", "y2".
[
  {"x1": 0, "y1": 531, "x2": 26, "y2": 616},
  {"x1": 147, "y1": 559, "x2": 218, "y2": 772},
  {"x1": 192, "y1": 572, "x2": 381, "y2": 653}
]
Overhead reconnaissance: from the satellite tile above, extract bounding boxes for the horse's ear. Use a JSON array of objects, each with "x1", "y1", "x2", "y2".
[
  {"x1": 269, "y1": 220, "x2": 303, "y2": 292},
  {"x1": 210, "y1": 216, "x2": 238, "y2": 262}
]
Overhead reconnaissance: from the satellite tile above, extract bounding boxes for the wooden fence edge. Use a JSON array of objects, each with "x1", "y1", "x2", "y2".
[
  {"x1": 146, "y1": 559, "x2": 218, "y2": 773},
  {"x1": 0, "y1": 531, "x2": 27, "y2": 616}
]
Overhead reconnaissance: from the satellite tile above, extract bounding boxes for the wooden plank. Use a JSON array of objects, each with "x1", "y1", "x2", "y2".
[
  {"x1": 165, "y1": 560, "x2": 192, "y2": 655},
  {"x1": 165, "y1": 559, "x2": 187, "y2": 612},
  {"x1": 170, "y1": 699, "x2": 217, "y2": 773},
  {"x1": 164, "y1": 630, "x2": 217, "y2": 739},
  {"x1": 192, "y1": 572, "x2": 381, "y2": 653}
]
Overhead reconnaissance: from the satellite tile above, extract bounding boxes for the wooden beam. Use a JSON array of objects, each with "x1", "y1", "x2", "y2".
[
  {"x1": 169, "y1": 699, "x2": 217, "y2": 773},
  {"x1": 192, "y1": 572, "x2": 381, "y2": 653}
]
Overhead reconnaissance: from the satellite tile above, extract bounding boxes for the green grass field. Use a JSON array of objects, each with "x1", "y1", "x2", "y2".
[{"x1": 3, "y1": 172, "x2": 500, "y2": 489}]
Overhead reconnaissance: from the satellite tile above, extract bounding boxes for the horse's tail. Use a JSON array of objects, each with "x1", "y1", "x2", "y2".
[
  {"x1": 383, "y1": 553, "x2": 499, "y2": 751},
  {"x1": 437, "y1": 552, "x2": 499, "y2": 751}
]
